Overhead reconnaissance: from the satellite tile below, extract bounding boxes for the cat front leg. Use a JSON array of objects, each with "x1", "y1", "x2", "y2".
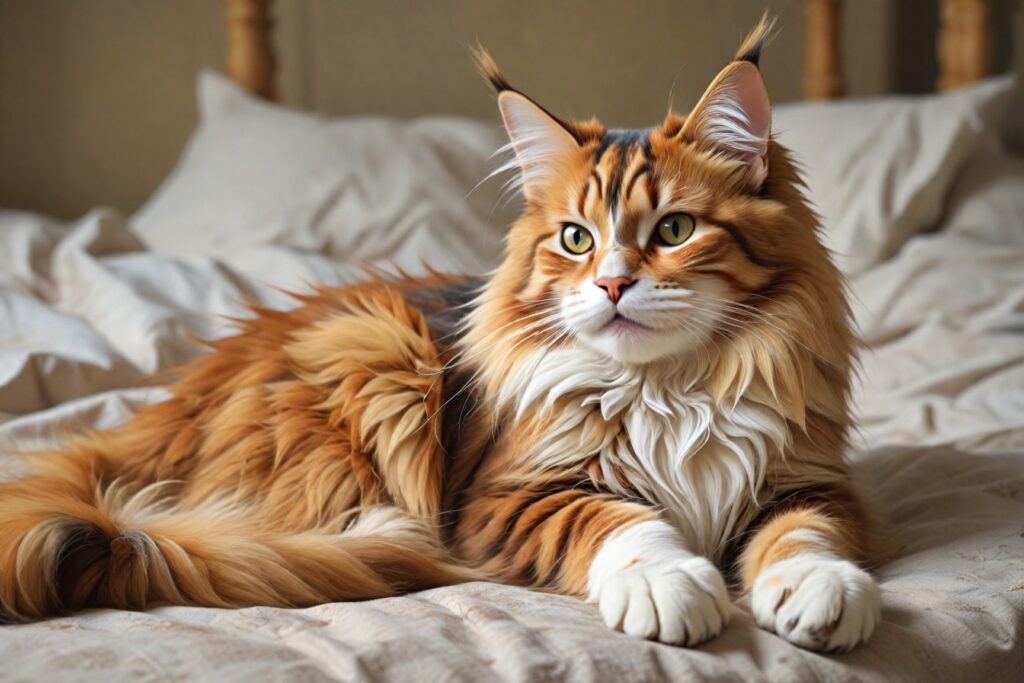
[
  {"x1": 739, "y1": 484, "x2": 881, "y2": 652},
  {"x1": 454, "y1": 473, "x2": 730, "y2": 646},
  {"x1": 587, "y1": 519, "x2": 731, "y2": 646}
]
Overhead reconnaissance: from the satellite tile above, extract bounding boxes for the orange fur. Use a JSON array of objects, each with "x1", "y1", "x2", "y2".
[
  {"x1": 0, "y1": 20, "x2": 874, "y2": 632},
  {"x1": 737, "y1": 484, "x2": 875, "y2": 591},
  {"x1": 0, "y1": 277, "x2": 475, "y2": 619}
]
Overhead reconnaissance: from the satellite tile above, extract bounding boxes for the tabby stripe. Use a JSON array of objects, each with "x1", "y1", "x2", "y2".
[
  {"x1": 681, "y1": 236, "x2": 731, "y2": 269},
  {"x1": 624, "y1": 162, "x2": 652, "y2": 203},
  {"x1": 750, "y1": 271, "x2": 789, "y2": 303},
  {"x1": 691, "y1": 268, "x2": 754, "y2": 293},
  {"x1": 483, "y1": 486, "x2": 568, "y2": 559},
  {"x1": 537, "y1": 496, "x2": 593, "y2": 586},
  {"x1": 443, "y1": 443, "x2": 496, "y2": 542},
  {"x1": 517, "y1": 494, "x2": 615, "y2": 588},
  {"x1": 640, "y1": 135, "x2": 654, "y2": 162},
  {"x1": 520, "y1": 556, "x2": 540, "y2": 585},
  {"x1": 724, "y1": 483, "x2": 859, "y2": 583},
  {"x1": 590, "y1": 170, "x2": 604, "y2": 201},
  {"x1": 566, "y1": 494, "x2": 611, "y2": 547},
  {"x1": 605, "y1": 146, "x2": 627, "y2": 214},
  {"x1": 577, "y1": 179, "x2": 590, "y2": 215},
  {"x1": 645, "y1": 173, "x2": 660, "y2": 210},
  {"x1": 718, "y1": 222, "x2": 776, "y2": 268},
  {"x1": 663, "y1": 120, "x2": 683, "y2": 138},
  {"x1": 503, "y1": 489, "x2": 588, "y2": 558},
  {"x1": 528, "y1": 232, "x2": 551, "y2": 258}
]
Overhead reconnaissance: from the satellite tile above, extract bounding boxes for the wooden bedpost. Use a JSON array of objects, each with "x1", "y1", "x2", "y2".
[
  {"x1": 803, "y1": 0, "x2": 843, "y2": 99},
  {"x1": 225, "y1": 0, "x2": 276, "y2": 99},
  {"x1": 937, "y1": 0, "x2": 990, "y2": 91}
]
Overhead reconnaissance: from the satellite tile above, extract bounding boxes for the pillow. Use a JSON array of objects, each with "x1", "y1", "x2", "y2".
[
  {"x1": 772, "y1": 76, "x2": 1013, "y2": 274},
  {"x1": 134, "y1": 71, "x2": 1013, "y2": 277},
  {"x1": 937, "y1": 147, "x2": 1024, "y2": 247},
  {"x1": 132, "y1": 71, "x2": 518, "y2": 276}
]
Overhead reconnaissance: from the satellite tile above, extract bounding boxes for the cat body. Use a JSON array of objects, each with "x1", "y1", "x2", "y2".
[{"x1": 0, "y1": 20, "x2": 880, "y2": 652}]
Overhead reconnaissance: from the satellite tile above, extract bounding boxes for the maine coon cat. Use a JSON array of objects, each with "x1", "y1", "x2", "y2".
[{"x1": 0, "y1": 20, "x2": 880, "y2": 652}]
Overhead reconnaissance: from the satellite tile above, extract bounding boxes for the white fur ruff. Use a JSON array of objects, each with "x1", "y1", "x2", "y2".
[{"x1": 499, "y1": 345, "x2": 790, "y2": 557}]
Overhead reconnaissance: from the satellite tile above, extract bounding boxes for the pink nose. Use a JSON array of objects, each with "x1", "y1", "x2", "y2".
[{"x1": 595, "y1": 276, "x2": 635, "y2": 304}]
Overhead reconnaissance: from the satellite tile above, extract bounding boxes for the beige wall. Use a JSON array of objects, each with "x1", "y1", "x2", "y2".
[{"x1": 0, "y1": 0, "x2": 1018, "y2": 219}]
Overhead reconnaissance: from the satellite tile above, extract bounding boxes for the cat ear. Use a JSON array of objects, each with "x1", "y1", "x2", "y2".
[
  {"x1": 681, "y1": 22, "x2": 773, "y2": 189},
  {"x1": 473, "y1": 47, "x2": 579, "y2": 201},
  {"x1": 496, "y1": 92, "x2": 580, "y2": 200}
]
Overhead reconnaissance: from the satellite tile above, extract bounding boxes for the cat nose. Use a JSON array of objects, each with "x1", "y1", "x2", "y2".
[{"x1": 595, "y1": 276, "x2": 635, "y2": 304}]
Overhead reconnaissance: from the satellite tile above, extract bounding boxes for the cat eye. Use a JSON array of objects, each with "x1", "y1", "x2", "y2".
[
  {"x1": 655, "y1": 213, "x2": 696, "y2": 247},
  {"x1": 561, "y1": 224, "x2": 594, "y2": 255}
]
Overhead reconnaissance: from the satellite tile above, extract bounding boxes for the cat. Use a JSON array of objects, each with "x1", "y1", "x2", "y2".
[{"x1": 0, "y1": 18, "x2": 880, "y2": 652}]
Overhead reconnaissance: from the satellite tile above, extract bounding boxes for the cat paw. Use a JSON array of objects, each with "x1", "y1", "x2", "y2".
[
  {"x1": 751, "y1": 555, "x2": 880, "y2": 652},
  {"x1": 591, "y1": 555, "x2": 731, "y2": 646}
]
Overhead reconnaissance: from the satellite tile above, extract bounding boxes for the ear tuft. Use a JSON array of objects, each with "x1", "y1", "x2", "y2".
[
  {"x1": 734, "y1": 13, "x2": 776, "y2": 67},
  {"x1": 472, "y1": 46, "x2": 513, "y2": 94}
]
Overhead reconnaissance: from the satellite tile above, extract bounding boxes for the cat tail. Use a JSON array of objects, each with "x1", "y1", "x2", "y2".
[{"x1": 0, "y1": 471, "x2": 477, "y2": 621}]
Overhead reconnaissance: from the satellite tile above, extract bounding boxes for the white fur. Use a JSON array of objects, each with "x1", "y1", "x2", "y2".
[
  {"x1": 560, "y1": 226, "x2": 725, "y2": 365},
  {"x1": 561, "y1": 280, "x2": 726, "y2": 365},
  {"x1": 344, "y1": 506, "x2": 418, "y2": 536},
  {"x1": 751, "y1": 550, "x2": 881, "y2": 652},
  {"x1": 696, "y1": 81, "x2": 769, "y2": 188},
  {"x1": 501, "y1": 325, "x2": 877, "y2": 652},
  {"x1": 494, "y1": 93, "x2": 578, "y2": 200},
  {"x1": 587, "y1": 520, "x2": 731, "y2": 645},
  {"x1": 596, "y1": 248, "x2": 631, "y2": 281},
  {"x1": 497, "y1": 345, "x2": 789, "y2": 557},
  {"x1": 699, "y1": 88, "x2": 766, "y2": 157}
]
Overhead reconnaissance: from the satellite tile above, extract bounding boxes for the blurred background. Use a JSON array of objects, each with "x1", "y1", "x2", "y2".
[{"x1": 0, "y1": 0, "x2": 1021, "y2": 219}]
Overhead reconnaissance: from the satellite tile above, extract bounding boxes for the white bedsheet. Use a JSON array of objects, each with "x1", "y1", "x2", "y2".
[{"x1": 2, "y1": 168, "x2": 1023, "y2": 681}]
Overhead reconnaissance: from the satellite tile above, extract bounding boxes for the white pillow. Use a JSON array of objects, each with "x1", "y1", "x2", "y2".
[
  {"x1": 134, "y1": 71, "x2": 1012, "y2": 277},
  {"x1": 132, "y1": 71, "x2": 518, "y2": 276},
  {"x1": 772, "y1": 76, "x2": 1013, "y2": 274},
  {"x1": 938, "y1": 148, "x2": 1024, "y2": 247}
]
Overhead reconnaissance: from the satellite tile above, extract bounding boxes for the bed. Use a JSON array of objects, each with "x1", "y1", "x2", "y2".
[{"x1": 1, "y1": 1, "x2": 1022, "y2": 681}]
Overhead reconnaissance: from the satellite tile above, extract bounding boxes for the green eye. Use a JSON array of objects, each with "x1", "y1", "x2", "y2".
[
  {"x1": 656, "y1": 213, "x2": 696, "y2": 247},
  {"x1": 561, "y1": 224, "x2": 594, "y2": 255}
]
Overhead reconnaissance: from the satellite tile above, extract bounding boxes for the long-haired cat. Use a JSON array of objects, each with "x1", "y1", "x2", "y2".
[{"x1": 0, "y1": 20, "x2": 880, "y2": 652}]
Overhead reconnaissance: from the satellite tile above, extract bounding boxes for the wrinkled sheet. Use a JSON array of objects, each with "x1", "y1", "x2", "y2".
[{"x1": 1, "y1": 180, "x2": 1023, "y2": 681}]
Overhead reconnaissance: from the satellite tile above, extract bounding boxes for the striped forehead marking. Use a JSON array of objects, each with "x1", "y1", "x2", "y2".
[
  {"x1": 596, "y1": 129, "x2": 652, "y2": 215},
  {"x1": 586, "y1": 128, "x2": 655, "y2": 242}
]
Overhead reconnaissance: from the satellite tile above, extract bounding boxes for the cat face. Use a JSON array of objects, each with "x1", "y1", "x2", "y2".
[
  {"x1": 478, "y1": 50, "x2": 795, "y2": 366},
  {"x1": 519, "y1": 119, "x2": 775, "y2": 365}
]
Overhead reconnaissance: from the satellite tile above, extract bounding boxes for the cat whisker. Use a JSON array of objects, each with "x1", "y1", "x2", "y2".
[{"x1": 697, "y1": 304, "x2": 835, "y2": 368}]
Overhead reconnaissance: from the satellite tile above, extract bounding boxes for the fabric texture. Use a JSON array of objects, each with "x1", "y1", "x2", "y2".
[
  {"x1": 131, "y1": 71, "x2": 519, "y2": 277},
  {"x1": 773, "y1": 76, "x2": 1014, "y2": 274}
]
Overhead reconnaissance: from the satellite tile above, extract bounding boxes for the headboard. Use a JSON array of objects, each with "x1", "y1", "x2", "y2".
[
  {"x1": 2, "y1": 0, "x2": 1006, "y2": 220},
  {"x1": 225, "y1": 0, "x2": 993, "y2": 103},
  {"x1": 803, "y1": 0, "x2": 992, "y2": 98}
]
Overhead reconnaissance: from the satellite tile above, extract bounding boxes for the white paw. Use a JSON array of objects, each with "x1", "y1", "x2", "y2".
[
  {"x1": 593, "y1": 555, "x2": 731, "y2": 646},
  {"x1": 751, "y1": 555, "x2": 881, "y2": 652}
]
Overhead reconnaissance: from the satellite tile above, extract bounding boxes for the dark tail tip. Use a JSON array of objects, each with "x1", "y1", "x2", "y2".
[{"x1": 54, "y1": 522, "x2": 111, "y2": 610}]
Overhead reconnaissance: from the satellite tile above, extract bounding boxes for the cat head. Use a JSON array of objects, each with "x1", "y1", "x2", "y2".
[{"x1": 468, "y1": 19, "x2": 855, "y2": 422}]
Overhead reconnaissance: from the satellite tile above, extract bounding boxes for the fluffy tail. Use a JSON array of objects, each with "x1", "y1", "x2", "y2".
[{"x1": 0, "y1": 471, "x2": 476, "y2": 621}]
